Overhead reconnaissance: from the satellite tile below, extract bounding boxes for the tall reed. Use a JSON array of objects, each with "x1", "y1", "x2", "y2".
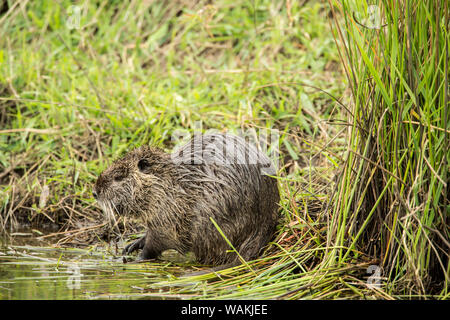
[{"x1": 328, "y1": 0, "x2": 449, "y2": 297}]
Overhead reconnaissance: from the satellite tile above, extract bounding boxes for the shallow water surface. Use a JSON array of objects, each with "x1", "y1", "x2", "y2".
[{"x1": 0, "y1": 234, "x2": 195, "y2": 300}]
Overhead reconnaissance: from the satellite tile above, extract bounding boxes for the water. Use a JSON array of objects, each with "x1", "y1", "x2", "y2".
[{"x1": 0, "y1": 233, "x2": 197, "y2": 300}]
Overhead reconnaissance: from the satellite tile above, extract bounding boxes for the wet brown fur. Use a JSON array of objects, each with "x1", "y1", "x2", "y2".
[{"x1": 93, "y1": 134, "x2": 280, "y2": 266}]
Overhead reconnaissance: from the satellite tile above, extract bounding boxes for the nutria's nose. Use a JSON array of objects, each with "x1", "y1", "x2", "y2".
[{"x1": 92, "y1": 190, "x2": 98, "y2": 199}]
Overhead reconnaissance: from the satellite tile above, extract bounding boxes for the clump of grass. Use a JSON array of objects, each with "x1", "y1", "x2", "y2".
[{"x1": 327, "y1": 0, "x2": 449, "y2": 297}]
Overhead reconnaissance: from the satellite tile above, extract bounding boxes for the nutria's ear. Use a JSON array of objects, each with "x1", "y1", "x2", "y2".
[{"x1": 137, "y1": 158, "x2": 152, "y2": 173}]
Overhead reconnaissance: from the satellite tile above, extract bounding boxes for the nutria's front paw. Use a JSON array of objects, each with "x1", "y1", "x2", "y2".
[{"x1": 122, "y1": 236, "x2": 146, "y2": 255}]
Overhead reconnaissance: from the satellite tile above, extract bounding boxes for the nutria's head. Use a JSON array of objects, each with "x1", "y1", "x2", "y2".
[{"x1": 93, "y1": 145, "x2": 170, "y2": 221}]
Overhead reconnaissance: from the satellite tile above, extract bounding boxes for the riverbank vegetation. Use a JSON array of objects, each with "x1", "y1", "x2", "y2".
[{"x1": 0, "y1": 0, "x2": 448, "y2": 299}]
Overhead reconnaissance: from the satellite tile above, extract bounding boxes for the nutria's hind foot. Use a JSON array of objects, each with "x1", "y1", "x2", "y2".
[{"x1": 122, "y1": 235, "x2": 146, "y2": 255}]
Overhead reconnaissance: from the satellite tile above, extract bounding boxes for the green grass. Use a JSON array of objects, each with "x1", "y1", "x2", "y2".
[
  {"x1": 0, "y1": 0, "x2": 447, "y2": 299},
  {"x1": 0, "y1": 1, "x2": 340, "y2": 214},
  {"x1": 327, "y1": 0, "x2": 449, "y2": 298}
]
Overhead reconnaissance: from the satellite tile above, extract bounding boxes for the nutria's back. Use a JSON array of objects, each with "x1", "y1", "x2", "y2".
[{"x1": 94, "y1": 133, "x2": 280, "y2": 266}]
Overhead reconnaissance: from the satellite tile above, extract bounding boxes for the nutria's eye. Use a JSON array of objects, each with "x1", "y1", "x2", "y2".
[
  {"x1": 114, "y1": 174, "x2": 126, "y2": 182},
  {"x1": 138, "y1": 159, "x2": 151, "y2": 173}
]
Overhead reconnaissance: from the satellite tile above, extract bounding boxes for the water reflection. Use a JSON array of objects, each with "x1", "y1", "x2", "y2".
[{"x1": 0, "y1": 233, "x2": 195, "y2": 300}]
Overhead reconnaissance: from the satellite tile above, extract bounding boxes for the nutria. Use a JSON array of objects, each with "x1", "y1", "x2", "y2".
[{"x1": 93, "y1": 133, "x2": 280, "y2": 266}]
